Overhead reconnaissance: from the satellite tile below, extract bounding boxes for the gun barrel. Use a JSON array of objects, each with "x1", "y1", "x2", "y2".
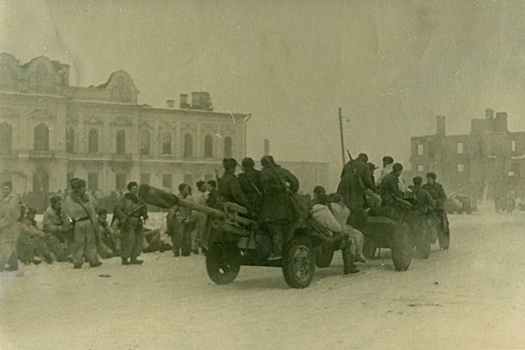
[{"x1": 139, "y1": 184, "x2": 253, "y2": 224}]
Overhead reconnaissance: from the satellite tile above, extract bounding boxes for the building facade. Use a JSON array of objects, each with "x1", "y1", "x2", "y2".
[
  {"x1": 0, "y1": 53, "x2": 250, "y2": 196},
  {"x1": 410, "y1": 109, "x2": 525, "y2": 199}
]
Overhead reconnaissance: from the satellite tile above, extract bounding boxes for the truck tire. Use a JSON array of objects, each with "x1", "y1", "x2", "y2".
[
  {"x1": 282, "y1": 236, "x2": 315, "y2": 289},
  {"x1": 391, "y1": 222, "x2": 412, "y2": 271},
  {"x1": 363, "y1": 237, "x2": 377, "y2": 259},
  {"x1": 205, "y1": 242, "x2": 241, "y2": 285},
  {"x1": 438, "y1": 216, "x2": 450, "y2": 250},
  {"x1": 315, "y1": 242, "x2": 335, "y2": 268},
  {"x1": 415, "y1": 229, "x2": 431, "y2": 259}
]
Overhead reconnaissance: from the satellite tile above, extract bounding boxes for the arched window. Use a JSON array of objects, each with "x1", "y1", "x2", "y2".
[
  {"x1": 34, "y1": 123, "x2": 49, "y2": 152},
  {"x1": 66, "y1": 126, "x2": 74, "y2": 153},
  {"x1": 88, "y1": 129, "x2": 99, "y2": 153},
  {"x1": 116, "y1": 130, "x2": 126, "y2": 154},
  {"x1": 0, "y1": 122, "x2": 13, "y2": 155},
  {"x1": 140, "y1": 130, "x2": 150, "y2": 155},
  {"x1": 204, "y1": 135, "x2": 213, "y2": 158},
  {"x1": 32, "y1": 170, "x2": 49, "y2": 193},
  {"x1": 162, "y1": 132, "x2": 172, "y2": 154},
  {"x1": 184, "y1": 134, "x2": 193, "y2": 158},
  {"x1": 224, "y1": 136, "x2": 233, "y2": 158}
]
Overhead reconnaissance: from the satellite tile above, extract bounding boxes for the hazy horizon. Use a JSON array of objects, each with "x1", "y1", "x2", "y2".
[{"x1": 3, "y1": 0, "x2": 525, "y2": 188}]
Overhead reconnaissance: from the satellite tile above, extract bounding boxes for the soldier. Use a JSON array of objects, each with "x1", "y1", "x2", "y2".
[
  {"x1": 423, "y1": 172, "x2": 447, "y2": 208},
  {"x1": 167, "y1": 183, "x2": 193, "y2": 257},
  {"x1": 94, "y1": 208, "x2": 115, "y2": 259},
  {"x1": 311, "y1": 192, "x2": 360, "y2": 274},
  {"x1": 98, "y1": 208, "x2": 120, "y2": 256},
  {"x1": 328, "y1": 193, "x2": 367, "y2": 264},
  {"x1": 423, "y1": 172, "x2": 450, "y2": 250},
  {"x1": 411, "y1": 176, "x2": 435, "y2": 213},
  {"x1": 259, "y1": 155, "x2": 299, "y2": 260},
  {"x1": 205, "y1": 180, "x2": 219, "y2": 208},
  {"x1": 377, "y1": 156, "x2": 409, "y2": 192},
  {"x1": 337, "y1": 153, "x2": 376, "y2": 230},
  {"x1": 17, "y1": 207, "x2": 54, "y2": 264},
  {"x1": 376, "y1": 156, "x2": 394, "y2": 188},
  {"x1": 190, "y1": 180, "x2": 207, "y2": 254},
  {"x1": 114, "y1": 182, "x2": 147, "y2": 265},
  {"x1": 379, "y1": 163, "x2": 405, "y2": 208},
  {"x1": 42, "y1": 195, "x2": 70, "y2": 262},
  {"x1": 0, "y1": 181, "x2": 22, "y2": 272},
  {"x1": 62, "y1": 178, "x2": 102, "y2": 269},
  {"x1": 219, "y1": 158, "x2": 250, "y2": 209},
  {"x1": 237, "y1": 157, "x2": 262, "y2": 215}
]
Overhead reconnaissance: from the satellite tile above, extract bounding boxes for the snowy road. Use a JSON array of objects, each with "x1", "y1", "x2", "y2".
[{"x1": 1, "y1": 205, "x2": 525, "y2": 349}]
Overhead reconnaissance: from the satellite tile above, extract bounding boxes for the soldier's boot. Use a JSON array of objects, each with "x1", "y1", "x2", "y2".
[
  {"x1": 121, "y1": 257, "x2": 130, "y2": 265},
  {"x1": 268, "y1": 235, "x2": 283, "y2": 261},
  {"x1": 130, "y1": 258, "x2": 143, "y2": 265},
  {"x1": 342, "y1": 249, "x2": 359, "y2": 275},
  {"x1": 43, "y1": 253, "x2": 54, "y2": 264}
]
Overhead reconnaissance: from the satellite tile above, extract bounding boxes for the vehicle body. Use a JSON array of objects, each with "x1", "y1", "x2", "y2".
[{"x1": 138, "y1": 184, "x2": 330, "y2": 289}]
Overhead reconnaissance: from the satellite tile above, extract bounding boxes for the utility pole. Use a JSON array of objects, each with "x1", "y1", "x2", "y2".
[{"x1": 338, "y1": 107, "x2": 346, "y2": 167}]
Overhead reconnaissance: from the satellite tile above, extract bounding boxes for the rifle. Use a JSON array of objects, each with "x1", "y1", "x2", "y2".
[{"x1": 346, "y1": 150, "x2": 366, "y2": 190}]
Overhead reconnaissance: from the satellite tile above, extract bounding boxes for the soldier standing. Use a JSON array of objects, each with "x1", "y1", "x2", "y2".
[
  {"x1": 62, "y1": 178, "x2": 102, "y2": 269},
  {"x1": 259, "y1": 155, "x2": 299, "y2": 260},
  {"x1": 190, "y1": 180, "x2": 207, "y2": 254},
  {"x1": 114, "y1": 182, "x2": 147, "y2": 265},
  {"x1": 337, "y1": 153, "x2": 376, "y2": 230},
  {"x1": 423, "y1": 172, "x2": 450, "y2": 250},
  {"x1": 167, "y1": 183, "x2": 193, "y2": 257},
  {"x1": 0, "y1": 181, "x2": 21, "y2": 272}
]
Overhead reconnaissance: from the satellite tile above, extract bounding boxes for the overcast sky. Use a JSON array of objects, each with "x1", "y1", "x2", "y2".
[{"x1": 2, "y1": 0, "x2": 525, "y2": 185}]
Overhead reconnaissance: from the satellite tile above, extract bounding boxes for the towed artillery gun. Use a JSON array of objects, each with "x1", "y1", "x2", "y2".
[
  {"x1": 362, "y1": 194, "x2": 444, "y2": 270},
  {"x1": 314, "y1": 193, "x2": 445, "y2": 271},
  {"x1": 138, "y1": 184, "x2": 331, "y2": 289}
]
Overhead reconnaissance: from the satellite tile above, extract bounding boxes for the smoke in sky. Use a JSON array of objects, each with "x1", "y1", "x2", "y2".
[{"x1": 2, "y1": 0, "x2": 525, "y2": 187}]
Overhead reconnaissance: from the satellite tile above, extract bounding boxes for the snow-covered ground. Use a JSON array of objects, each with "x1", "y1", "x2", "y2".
[{"x1": 1, "y1": 204, "x2": 525, "y2": 349}]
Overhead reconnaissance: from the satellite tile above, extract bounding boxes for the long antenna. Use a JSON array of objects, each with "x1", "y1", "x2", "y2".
[{"x1": 338, "y1": 107, "x2": 346, "y2": 167}]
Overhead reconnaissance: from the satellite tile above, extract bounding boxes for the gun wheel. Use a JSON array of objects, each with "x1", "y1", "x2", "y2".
[
  {"x1": 205, "y1": 242, "x2": 241, "y2": 285},
  {"x1": 282, "y1": 237, "x2": 315, "y2": 289}
]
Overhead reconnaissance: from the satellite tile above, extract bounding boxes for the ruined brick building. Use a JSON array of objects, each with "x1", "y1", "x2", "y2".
[{"x1": 410, "y1": 109, "x2": 525, "y2": 199}]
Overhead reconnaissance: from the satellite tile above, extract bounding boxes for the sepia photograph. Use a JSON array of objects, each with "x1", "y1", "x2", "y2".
[{"x1": 1, "y1": 0, "x2": 525, "y2": 349}]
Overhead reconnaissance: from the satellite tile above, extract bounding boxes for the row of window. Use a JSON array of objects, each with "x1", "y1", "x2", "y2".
[
  {"x1": 416, "y1": 140, "x2": 518, "y2": 156},
  {"x1": 0, "y1": 122, "x2": 233, "y2": 158},
  {"x1": 416, "y1": 164, "x2": 465, "y2": 173},
  {"x1": 67, "y1": 172, "x2": 215, "y2": 192}
]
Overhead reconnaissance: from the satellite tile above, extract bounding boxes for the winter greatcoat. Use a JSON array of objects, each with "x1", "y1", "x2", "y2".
[{"x1": 259, "y1": 166, "x2": 299, "y2": 224}]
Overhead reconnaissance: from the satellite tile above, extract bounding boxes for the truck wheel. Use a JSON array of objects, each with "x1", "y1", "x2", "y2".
[
  {"x1": 363, "y1": 237, "x2": 376, "y2": 259},
  {"x1": 391, "y1": 222, "x2": 412, "y2": 271},
  {"x1": 205, "y1": 242, "x2": 241, "y2": 285},
  {"x1": 415, "y1": 229, "x2": 431, "y2": 259},
  {"x1": 438, "y1": 217, "x2": 450, "y2": 250},
  {"x1": 282, "y1": 237, "x2": 315, "y2": 289},
  {"x1": 315, "y1": 242, "x2": 335, "y2": 268},
  {"x1": 438, "y1": 230, "x2": 450, "y2": 250}
]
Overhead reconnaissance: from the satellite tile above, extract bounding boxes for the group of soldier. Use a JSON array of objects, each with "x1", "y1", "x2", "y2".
[
  {"x1": 0, "y1": 151, "x2": 448, "y2": 275},
  {"x1": 0, "y1": 178, "x2": 158, "y2": 271}
]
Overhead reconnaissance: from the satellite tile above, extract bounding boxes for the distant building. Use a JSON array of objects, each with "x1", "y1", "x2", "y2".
[
  {"x1": 410, "y1": 109, "x2": 525, "y2": 199},
  {"x1": 0, "y1": 53, "x2": 250, "y2": 196}
]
